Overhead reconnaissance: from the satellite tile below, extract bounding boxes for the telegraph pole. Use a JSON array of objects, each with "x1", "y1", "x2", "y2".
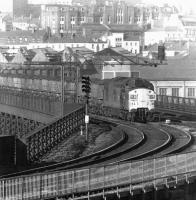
[{"x1": 81, "y1": 76, "x2": 91, "y2": 141}]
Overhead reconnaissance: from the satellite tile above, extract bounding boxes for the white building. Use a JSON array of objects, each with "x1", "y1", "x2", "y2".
[
  {"x1": 181, "y1": 16, "x2": 196, "y2": 41},
  {"x1": 0, "y1": 14, "x2": 12, "y2": 32},
  {"x1": 101, "y1": 32, "x2": 140, "y2": 54},
  {"x1": 28, "y1": 0, "x2": 72, "y2": 5},
  {"x1": 130, "y1": 54, "x2": 196, "y2": 98},
  {"x1": 145, "y1": 14, "x2": 185, "y2": 45}
]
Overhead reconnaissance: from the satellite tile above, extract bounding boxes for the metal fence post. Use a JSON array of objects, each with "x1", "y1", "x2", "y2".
[{"x1": 130, "y1": 162, "x2": 132, "y2": 194}]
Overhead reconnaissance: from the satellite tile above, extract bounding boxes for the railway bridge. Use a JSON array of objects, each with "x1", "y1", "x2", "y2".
[
  {"x1": 0, "y1": 87, "x2": 85, "y2": 163},
  {"x1": 0, "y1": 87, "x2": 196, "y2": 199},
  {"x1": 0, "y1": 86, "x2": 196, "y2": 163}
]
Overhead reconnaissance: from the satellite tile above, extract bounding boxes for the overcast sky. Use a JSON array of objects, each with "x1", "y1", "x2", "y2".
[
  {"x1": 0, "y1": 0, "x2": 12, "y2": 12},
  {"x1": 0, "y1": 0, "x2": 196, "y2": 13}
]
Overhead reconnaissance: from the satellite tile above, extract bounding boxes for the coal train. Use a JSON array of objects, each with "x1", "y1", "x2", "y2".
[{"x1": 78, "y1": 77, "x2": 156, "y2": 122}]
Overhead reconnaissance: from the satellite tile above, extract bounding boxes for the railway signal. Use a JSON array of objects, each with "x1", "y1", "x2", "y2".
[
  {"x1": 81, "y1": 76, "x2": 91, "y2": 141},
  {"x1": 82, "y1": 76, "x2": 91, "y2": 94},
  {"x1": 82, "y1": 76, "x2": 91, "y2": 103}
]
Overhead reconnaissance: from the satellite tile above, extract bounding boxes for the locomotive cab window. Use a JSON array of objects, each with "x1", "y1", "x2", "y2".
[{"x1": 130, "y1": 94, "x2": 137, "y2": 99}]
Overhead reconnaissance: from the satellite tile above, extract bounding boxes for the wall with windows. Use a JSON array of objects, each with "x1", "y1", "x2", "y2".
[
  {"x1": 107, "y1": 33, "x2": 124, "y2": 47},
  {"x1": 122, "y1": 40, "x2": 140, "y2": 54},
  {"x1": 151, "y1": 80, "x2": 196, "y2": 98},
  {"x1": 102, "y1": 63, "x2": 140, "y2": 79},
  {"x1": 102, "y1": 32, "x2": 140, "y2": 54}
]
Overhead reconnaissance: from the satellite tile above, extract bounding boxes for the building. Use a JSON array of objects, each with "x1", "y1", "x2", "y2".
[
  {"x1": 130, "y1": 51, "x2": 196, "y2": 99},
  {"x1": 13, "y1": 0, "x2": 28, "y2": 17},
  {"x1": 29, "y1": 34, "x2": 108, "y2": 52},
  {"x1": 0, "y1": 30, "x2": 46, "y2": 51},
  {"x1": 0, "y1": 14, "x2": 12, "y2": 32},
  {"x1": 0, "y1": 29, "x2": 108, "y2": 53},
  {"x1": 143, "y1": 41, "x2": 189, "y2": 58},
  {"x1": 28, "y1": 0, "x2": 72, "y2": 5},
  {"x1": 98, "y1": 24, "x2": 143, "y2": 53},
  {"x1": 13, "y1": 17, "x2": 40, "y2": 31},
  {"x1": 41, "y1": 4, "x2": 90, "y2": 34},
  {"x1": 13, "y1": 0, "x2": 41, "y2": 18},
  {"x1": 180, "y1": 15, "x2": 196, "y2": 41}
]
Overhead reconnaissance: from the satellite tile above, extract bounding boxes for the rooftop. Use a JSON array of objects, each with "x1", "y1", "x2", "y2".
[
  {"x1": 0, "y1": 30, "x2": 46, "y2": 45},
  {"x1": 145, "y1": 41, "x2": 189, "y2": 51},
  {"x1": 132, "y1": 44, "x2": 196, "y2": 81}
]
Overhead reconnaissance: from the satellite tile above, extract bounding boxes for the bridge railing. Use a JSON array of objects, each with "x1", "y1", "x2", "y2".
[
  {"x1": 26, "y1": 105, "x2": 85, "y2": 162},
  {"x1": 0, "y1": 88, "x2": 61, "y2": 116},
  {"x1": 155, "y1": 95, "x2": 196, "y2": 114},
  {"x1": 1, "y1": 150, "x2": 196, "y2": 199}
]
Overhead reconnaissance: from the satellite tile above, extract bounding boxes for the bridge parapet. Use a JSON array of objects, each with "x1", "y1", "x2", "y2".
[
  {"x1": 27, "y1": 105, "x2": 85, "y2": 162},
  {"x1": 0, "y1": 87, "x2": 61, "y2": 116},
  {"x1": 155, "y1": 95, "x2": 196, "y2": 115},
  {"x1": 1, "y1": 149, "x2": 196, "y2": 199}
]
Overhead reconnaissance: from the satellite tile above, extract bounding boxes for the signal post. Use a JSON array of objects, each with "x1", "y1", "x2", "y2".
[{"x1": 82, "y1": 76, "x2": 91, "y2": 141}]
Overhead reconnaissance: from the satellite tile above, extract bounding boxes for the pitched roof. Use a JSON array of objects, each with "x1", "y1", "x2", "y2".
[
  {"x1": 108, "y1": 24, "x2": 144, "y2": 32},
  {"x1": 131, "y1": 54, "x2": 196, "y2": 81},
  {"x1": 32, "y1": 48, "x2": 61, "y2": 62},
  {"x1": 145, "y1": 41, "x2": 188, "y2": 51},
  {"x1": 80, "y1": 23, "x2": 109, "y2": 31},
  {"x1": 46, "y1": 34, "x2": 106, "y2": 43},
  {"x1": 0, "y1": 30, "x2": 45, "y2": 45},
  {"x1": 11, "y1": 52, "x2": 29, "y2": 64}
]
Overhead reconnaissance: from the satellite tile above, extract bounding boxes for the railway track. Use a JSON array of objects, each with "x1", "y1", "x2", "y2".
[
  {"x1": 151, "y1": 123, "x2": 193, "y2": 156},
  {"x1": 1, "y1": 117, "x2": 194, "y2": 178},
  {"x1": 40, "y1": 117, "x2": 174, "y2": 171}
]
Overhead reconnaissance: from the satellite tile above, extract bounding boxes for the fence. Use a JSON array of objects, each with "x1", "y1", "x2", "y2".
[
  {"x1": 0, "y1": 151, "x2": 196, "y2": 200},
  {"x1": 0, "y1": 88, "x2": 61, "y2": 116},
  {"x1": 156, "y1": 95, "x2": 196, "y2": 114}
]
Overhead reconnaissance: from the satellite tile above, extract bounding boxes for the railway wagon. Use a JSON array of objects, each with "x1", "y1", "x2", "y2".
[{"x1": 79, "y1": 77, "x2": 156, "y2": 122}]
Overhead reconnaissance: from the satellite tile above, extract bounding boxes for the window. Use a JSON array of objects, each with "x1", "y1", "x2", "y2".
[
  {"x1": 172, "y1": 88, "x2": 179, "y2": 97},
  {"x1": 108, "y1": 16, "x2": 110, "y2": 23},
  {"x1": 113, "y1": 89, "x2": 117, "y2": 101},
  {"x1": 188, "y1": 88, "x2": 195, "y2": 97},
  {"x1": 159, "y1": 88, "x2": 167, "y2": 95},
  {"x1": 131, "y1": 72, "x2": 139, "y2": 78},
  {"x1": 60, "y1": 24, "x2": 64, "y2": 30}
]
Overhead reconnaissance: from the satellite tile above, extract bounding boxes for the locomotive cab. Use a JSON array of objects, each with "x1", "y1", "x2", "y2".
[{"x1": 129, "y1": 88, "x2": 156, "y2": 122}]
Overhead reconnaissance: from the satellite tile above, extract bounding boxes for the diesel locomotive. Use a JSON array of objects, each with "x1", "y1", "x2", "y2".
[{"x1": 79, "y1": 77, "x2": 156, "y2": 122}]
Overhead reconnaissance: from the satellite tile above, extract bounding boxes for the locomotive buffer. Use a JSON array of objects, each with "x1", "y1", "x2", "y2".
[{"x1": 82, "y1": 76, "x2": 91, "y2": 140}]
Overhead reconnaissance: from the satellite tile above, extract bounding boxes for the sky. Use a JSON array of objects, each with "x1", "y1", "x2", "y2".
[
  {"x1": 0, "y1": 0, "x2": 196, "y2": 13},
  {"x1": 0, "y1": 0, "x2": 12, "y2": 12}
]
